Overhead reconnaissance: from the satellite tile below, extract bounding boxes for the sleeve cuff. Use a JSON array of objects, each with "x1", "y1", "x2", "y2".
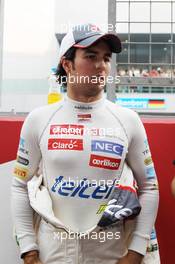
[
  {"x1": 128, "y1": 233, "x2": 149, "y2": 256},
  {"x1": 18, "y1": 234, "x2": 39, "y2": 258}
]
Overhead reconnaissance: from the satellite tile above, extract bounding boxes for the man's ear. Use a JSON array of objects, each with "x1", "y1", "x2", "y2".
[{"x1": 61, "y1": 57, "x2": 73, "y2": 74}]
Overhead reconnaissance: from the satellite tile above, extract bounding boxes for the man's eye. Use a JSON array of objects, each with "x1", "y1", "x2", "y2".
[
  {"x1": 86, "y1": 54, "x2": 96, "y2": 59},
  {"x1": 104, "y1": 57, "x2": 111, "y2": 62}
]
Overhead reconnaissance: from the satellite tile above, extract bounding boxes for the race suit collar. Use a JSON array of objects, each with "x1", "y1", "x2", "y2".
[{"x1": 64, "y1": 94, "x2": 105, "y2": 112}]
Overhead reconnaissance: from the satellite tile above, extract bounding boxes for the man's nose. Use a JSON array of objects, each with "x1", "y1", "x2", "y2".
[{"x1": 95, "y1": 60, "x2": 106, "y2": 70}]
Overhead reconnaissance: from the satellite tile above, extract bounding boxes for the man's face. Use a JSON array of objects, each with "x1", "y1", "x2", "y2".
[{"x1": 67, "y1": 40, "x2": 112, "y2": 97}]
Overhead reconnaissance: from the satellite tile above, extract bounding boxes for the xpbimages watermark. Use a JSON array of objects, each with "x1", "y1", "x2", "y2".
[
  {"x1": 53, "y1": 229, "x2": 121, "y2": 243},
  {"x1": 58, "y1": 73, "x2": 120, "y2": 86},
  {"x1": 57, "y1": 22, "x2": 120, "y2": 34}
]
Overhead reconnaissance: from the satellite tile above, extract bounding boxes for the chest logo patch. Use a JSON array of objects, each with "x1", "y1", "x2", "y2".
[{"x1": 48, "y1": 138, "x2": 83, "y2": 151}]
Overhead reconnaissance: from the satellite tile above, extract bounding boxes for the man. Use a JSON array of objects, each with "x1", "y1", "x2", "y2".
[{"x1": 12, "y1": 24, "x2": 159, "y2": 264}]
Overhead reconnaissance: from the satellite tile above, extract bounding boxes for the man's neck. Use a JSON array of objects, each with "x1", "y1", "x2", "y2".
[{"x1": 67, "y1": 88, "x2": 103, "y2": 103}]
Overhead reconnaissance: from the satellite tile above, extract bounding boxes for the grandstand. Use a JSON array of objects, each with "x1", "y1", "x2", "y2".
[{"x1": 108, "y1": 0, "x2": 175, "y2": 114}]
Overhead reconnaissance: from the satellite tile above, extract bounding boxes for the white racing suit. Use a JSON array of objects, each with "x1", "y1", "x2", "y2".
[{"x1": 11, "y1": 95, "x2": 159, "y2": 263}]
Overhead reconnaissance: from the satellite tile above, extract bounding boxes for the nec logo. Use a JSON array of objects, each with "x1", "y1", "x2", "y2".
[
  {"x1": 51, "y1": 176, "x2": 114, "y2": 200},
  {"x1": 91, "y1": 140, "x2": 124, "y2": 156}
]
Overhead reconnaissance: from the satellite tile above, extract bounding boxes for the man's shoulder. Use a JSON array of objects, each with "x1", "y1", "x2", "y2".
[{"x1": 26, "y1": 100, "x2": 64, "y2": 121}]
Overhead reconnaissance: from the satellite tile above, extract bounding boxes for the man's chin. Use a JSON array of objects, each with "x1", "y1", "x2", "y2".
[{"x1": 84, "y1": 84, "x2": 105, "y2": 96}]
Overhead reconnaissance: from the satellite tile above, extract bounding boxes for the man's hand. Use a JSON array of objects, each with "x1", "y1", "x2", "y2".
[
  {"x1": 117, "y1": 250, "x2": 143, "y2": 264},
  {"x1": 23, "y1": 250, "x2": 43, "y2": 264}
]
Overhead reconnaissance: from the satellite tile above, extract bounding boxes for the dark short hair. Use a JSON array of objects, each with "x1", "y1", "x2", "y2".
[{"x1": 56, "y1": 47, "x2": 77, "y2": 87}]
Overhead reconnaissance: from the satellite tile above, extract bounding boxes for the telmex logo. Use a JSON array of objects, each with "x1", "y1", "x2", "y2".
[
  {"x1": 14, "y1": 166, "x2": 28, "y2": 179},
  {"x1": 48, "y1": 138, "x2": 83, "y2": 150},
  {"x1": 50, "y1": 124, "x2": 84, "y2": 135},
  {"x1": 89, "y1": 154, "x2": 121, "y2": 170},
  {"x1": 91, "y1": 140, "x2": 124, "y2": 156},
  {"x1": 51, "y1": 176, "x2": 114, "y2": 199}
]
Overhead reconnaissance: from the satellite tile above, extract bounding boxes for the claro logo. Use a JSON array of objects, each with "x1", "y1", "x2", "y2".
[
  {"x1": 89, "y1": 154, "x2": 121, "y2": 170},
  {"x1": 48, "y1": 138, "x2": 83, "y2": 151}
]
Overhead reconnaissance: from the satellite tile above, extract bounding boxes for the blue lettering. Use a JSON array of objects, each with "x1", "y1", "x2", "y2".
[
  {"x1": 91, "y1": 140, "x2": 123, "y2": 156},
  {"x1": 71, "y1": 178, "x2": 87, "y2": 197},
  {"x1": 78, "y1": 183, "x2": 97, "y2": 198},
  {"x1": 58, "y1": 181, "x2": 75, "y2": 196},
  {"x1": 92, "y1": 185, "x2": 108, "y2": 199},
  {"x1": 51, "y1": 176, "x2": 64, "y2": 192},
  {"x1": 51, "y1": 176, "x2": 115, "y2": 199},
  {"x1": 104, "y1": 184, "x2": 114, "y2": 199}
]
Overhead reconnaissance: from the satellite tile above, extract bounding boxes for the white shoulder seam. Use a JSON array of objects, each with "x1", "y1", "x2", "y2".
[
  {"x1": 38, "y1": 104, "x2": 63, "y2": 144},
  {"x1": 105, "y1": 105, "x2": 129, "y2": 142}
]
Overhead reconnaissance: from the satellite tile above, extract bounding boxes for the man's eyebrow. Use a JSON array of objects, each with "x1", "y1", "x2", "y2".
[{"x1": 84, "y1": 48, "x2": 112, "y2": 57}]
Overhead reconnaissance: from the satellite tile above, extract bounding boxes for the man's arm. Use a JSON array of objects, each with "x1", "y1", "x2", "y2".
[
  {"x1": 11, "y1": 110, "x2": 42, "y2": 258},
  {"x1": 124, "y1": 112, "x2": 159, "y2": 258},
  {"x1": 117, "y1": 250, "x2": 143, "y2": 264}
]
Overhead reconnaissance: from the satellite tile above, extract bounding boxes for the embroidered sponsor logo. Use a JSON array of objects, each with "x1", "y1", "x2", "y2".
[
  {"x1": 91, "y1": 140, "x2": 124, "y2": 156},
  {"x1": 96, "y1": 204, "x2": 107, "y2": 214},
  {"x1": 89, "y1": 154, "x2": 121, "y2": 170},
  {"x1": 50, "y1": 124, "x2": 84, "y2": 135},
  {"x1": 17, "y1": 156, "x2": 29, "y2": 166},
  {"x1": 144, "y1": 156, "x2": 153, "y2": 166},
  {"x1": 146, "y1": 167, "x2": 156, "y2": 179},
  {"x1": 19, "y1": 137, "x2": 29, "y2": 154},
  {"x1": 19, "y1": 147, "x2": 29, "y2": 155},
  {"x1": 48, "y1": 138, "x2": 83, "y2": 150},
  {"x1": 150, "y1": 230, "x2": 157, "y2": 240},
  {"x1": 77, "y1": 114, "x2": 91, "y2": 121},
  {"x1": 51, "y1": 176, "x2": 114, "y2": 199},
  {"x1": 74, "y1": 105, "x2": 92, "y2": 110},
  {"x1": 147, "y1": 231, "x2": 158, "y2": 253},
  {"x1": 13, "y1": 166, "x2": 28, "y2": 179},
  {"x1": 142, "y1": 149, "x2": 150, "y2": 156},
  {"x1": 19, "y1": 137, "x2": 25, "y2": 148},
  {"x1": 144, "y1": 139, "x2": 149, "y2": 148}
]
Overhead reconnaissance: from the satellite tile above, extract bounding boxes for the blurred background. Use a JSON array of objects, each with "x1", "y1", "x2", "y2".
[{"x1": 1, "y1": 0, "x2": 175, "y2": 114}]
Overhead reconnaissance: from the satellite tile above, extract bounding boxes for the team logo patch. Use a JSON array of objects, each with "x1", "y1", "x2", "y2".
[
  {"x1": 77, "y1": 114, "x2": 91, "y2": 122},
  {"x1": 19, "y1": 137, "x2": 29, "y2": 155},
  {"x1": 146, "y1": 167, "x2": 156, "y2": 179},
  {"x1": 19, "y1": 137, "x2": 25, "y2": 148},
  {"x1": 14, "y1": 166, "x2": 28, "y2": 180},
  {"x1": 96, "y1": 204, "x2": 107, "y2": 214},
  {"x1": 144, "y1": 156, "x2": 153, "y2": 166},
  {"x1": 48, "y1": 138, "x2": 83, "y2": 150},
  {"x1": 91, "y1": 140, "x2": 124, "y2": 156},
  {"x1": 89, "y1": 154, "x2": 121, "y2": 170},
  {"x1": 74, "y1": 105, "x2": 93, "y2": 110},
  {"x1": 17, "y1": 156, "x2": 29, "y2": 166},
  {"x1": 50, "y1": 124, "x2": 84, "y2": 135},
  {"x1": 142, "y1": 149, "x2": 150, "y2": 156}
]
